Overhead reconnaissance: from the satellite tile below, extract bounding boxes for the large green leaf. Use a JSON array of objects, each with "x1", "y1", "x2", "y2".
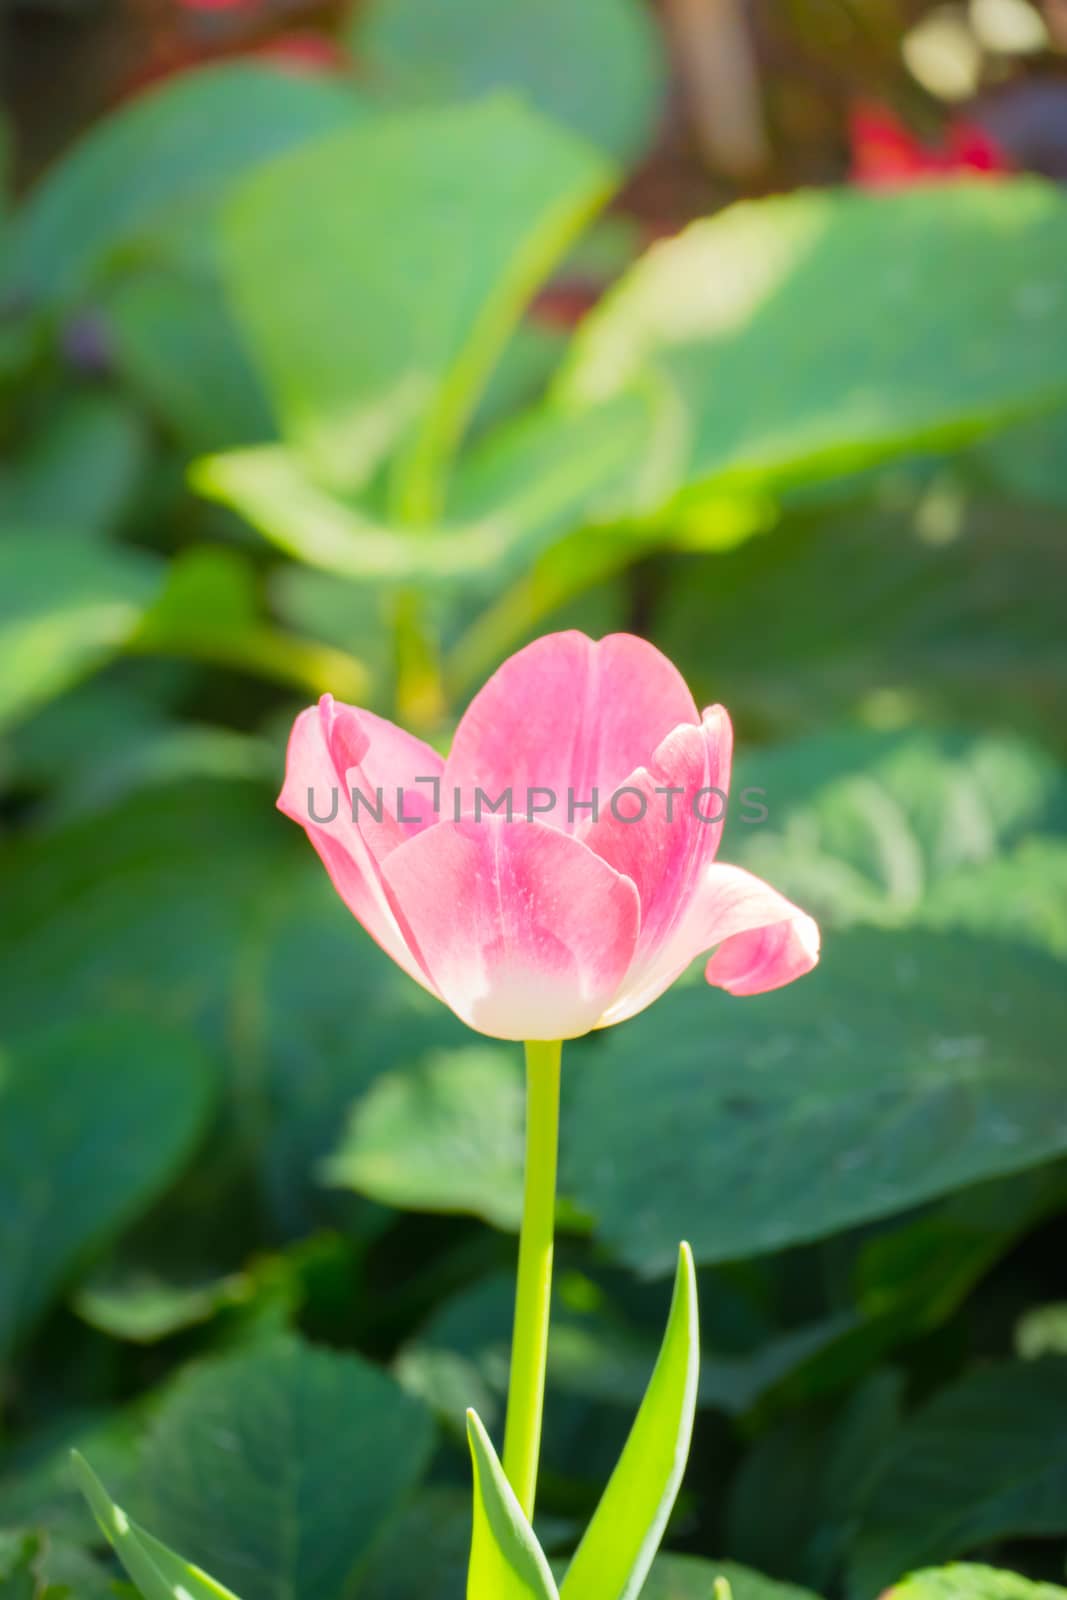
[
  {"x1": 0, "y1": 528, "x2": 161, "y2": 731},
  {"x1": 730, "y1": 727, "x2": 1067, "y2": 949},
  {"x1": 0, "y1": 1531, "x2": 41, "y2": 1600},
  {"x1": 725, "y1": 1371, "x2": 904, "y2": 1590},
  {"x1": 353, "y1": 0, "x2": 665, "y2": 163},
  {"x1": 643, "y1": 1557, "x2": 823, "y2": 1600},
  {"x1": 221, "y1": 98, "x2": 614, "y2": 512},
  {"x1": 0, "y1": 1014, "x2": 214, "y2": 1355},
  {"x1": 565, "y1": 930, "x2": 1067, "y2": 1273},
  {"x1": 0, "y1": 393, "x2": 148, "y2": 533},
  {"x1": 0, "y1": 780, "x2": 466, "y2": 1232},
  {"x1": 0, "y1": 1407, "x2": 144, "y2": 1545},
  {"x1": 559, "y1": 182, "x2": 1067, "y2": 501},
  {"x1": 561, "y1": 1244, "x2": 699, "y2": 1600},
  {"x1": 0, "y1": 1527, "x2": 116, "y2": 1600},
  {"x1": 5, "y1": 63, "x2": 366, "y2": 308},
  {"x1": 130, "y1": 546, "x2": 369, "y2": 701},
  {"x1": 194, "y1": 391, "x2": 645, "y2": 592},
  {"x1": 72, "y1": 1452, "x2": 241, "y2": 1600},
  {"x1": 466, "y1": 1410, "x2": 559, "y2": 1600},
  {"x1": 654, "y1": 490, "x2": 1067, "y2": 745},
  {"x1": 104, "y1": 269, "x2": 275, "y2": 451},
  {"x1": 0, "y1": 780, "x2": 287, "y2": 1043},
  {"x1": 846, "y1": 1360, "x2": 1067, "y2": 1597},
  {"x1": 974, "y1": 406, "x2": 1067, "y2": 508},
  {"x1": 138, "y1": 1336, "x2": 435, "y2": 1600},
  {"x1": 321, "y1": 1044, "x2": 525, "y2": 1228},
  {"x1": 887, "y1": 1567, "x2": 1067, "y2": 1600}
]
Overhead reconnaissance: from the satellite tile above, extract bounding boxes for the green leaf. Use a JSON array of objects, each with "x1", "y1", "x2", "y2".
[
  {"x1": 5, "y1": 63, "x2": 366, "y2": 308},
  {"x1": 466, "y1": 1410, "x2": 559, "y2": 1600},
  {"x1": 974, "y1": 405, "x2": 1067, "y2": 508},
  {"x1": 72, "y1": 1451, "x2": 241, "y2": 1600},
  {"x1": 104, "y1": 269, "x2": 275, "y2": 451},
  {"x1": 72, "y1": 1265, "x2": 251, "y2": 1345},
  {"x1": 0, "y1": 1529, "x2": 118, "y2": 1600},
  {"x1": 138, "y1": 1336, "x2": 436, "y2": 1600},
  {"x1": 565, "y1": 930, "x2": 1067, "y2": 1272},
  {"x1": 726, "y1": 1371, "x2": 903, "y2": 1591},
  {"x1": 643, "y1": 1557, "x2": 824, "y2": 1600},
  {"x1": 845, "y1": 1359, "x2": 1067, "y2": 1597},
  {"x1": 559, "y1": 182, "x2": 1067, "y2": 502},
  {"x1": 131, "y1": 545, "x2": 370, "y2": 701},
  {"x1": 0, "y1": 528, "x2": 162, "y2": 731},
  {"x1": 730, "y1": 727, "x2": 1067, "y2": 948},
  {"x1": 321, "y1": 1044, "x2": 525, "y2": 1228},
  {"x1": 353, "y1": 0, "x2": 665, "y2": 163},
  {"x1": 0, "y1": 1014, "x2": 214, "y2": 1355},
  {"x1": 358, "y1": 1486, "x2": 473, "y2": 1600},
  {"x1": 0, "y1": 781, "x2": 466, "y2": 1233},
  {"x1": 886, "y1": 1567, "x2": 1067, "y2": 1600},
  {"x1": 0, "y1": 393, "x2": 149, "y2": 533},
  {"x1": 560, "y1": 1244, "x2": 699, "y2": 1600},
  {"x1": 656, "y1": 486, "x2": 1067, "y2": 749},
  {"x1": 0, "y1": 1531, "x2": 42, "y2": 1600},
  {"x1": 221, "y1": 98, "x2": 614, "y2": 512},
  {"x1": 194, "y1": 391, "x2": 645, "y2": 598},
  {"x1": 0, "y1": 1408, "x2": 144, "y2": 1545}
]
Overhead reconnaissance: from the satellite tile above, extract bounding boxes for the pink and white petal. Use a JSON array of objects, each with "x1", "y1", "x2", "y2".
[
  {"x1": 380, "y1": 819, "x2": 641, "y2": 1041},
  {"x1": 583, "y1": 705, "x2": 732, "y2": 971},
  {"x1": 320, "y1": 696, "x2": 444, "y2": 859},
  {"x1": 277, "y1": 704, "x2": 437, "y2": 994},
  {"x1": 444, "y1": 632, "x2": 700, "y2": 833},
  {"x1": 600, "y1": 862, "x2": 819, "y2": 1026}
]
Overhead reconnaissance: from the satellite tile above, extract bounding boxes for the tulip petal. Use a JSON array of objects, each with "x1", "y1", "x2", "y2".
[
  {"x1": 601, "y1": 862, "x2": 819, "y2": 1025},
  {"x1": 277, "y1": 704, "x2": 437, "y2": 994},
  {"x1": 320, "y1": 695, "x2": 444, "y2": 859},
  {"x1": 444, "y1": 632, "x2": 699, "y2": 833},
  {"x1": 381, "y1": 819, "x2": 641, "y2": 1040},
  {"x1": 583, "y1": 706, "x2": 732, "y2": 974}
]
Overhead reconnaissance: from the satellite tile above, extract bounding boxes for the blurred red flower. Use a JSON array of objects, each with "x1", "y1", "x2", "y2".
[{"x1": 849, "y1": 101, "x2": 1012, "y2": 186}]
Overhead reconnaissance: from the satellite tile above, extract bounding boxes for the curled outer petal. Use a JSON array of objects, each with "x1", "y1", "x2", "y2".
[{"x1": 600, "y1": 862, "x2": 819, "y2": 1027}]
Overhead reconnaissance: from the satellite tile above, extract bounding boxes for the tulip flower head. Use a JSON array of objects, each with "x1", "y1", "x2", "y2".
[{"x1": 279, "y1": 632, "x2": 819, "y2": 1041}]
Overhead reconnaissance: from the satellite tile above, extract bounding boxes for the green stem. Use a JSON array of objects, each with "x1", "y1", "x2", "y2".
[{"x1": 503, "y1": 1037, "x2": 563, "y2": 1520}]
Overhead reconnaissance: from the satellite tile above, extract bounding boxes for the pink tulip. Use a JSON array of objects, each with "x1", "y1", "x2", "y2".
[{"x1": 278, "y1": 632, "x2": 819, "y2": 1041}]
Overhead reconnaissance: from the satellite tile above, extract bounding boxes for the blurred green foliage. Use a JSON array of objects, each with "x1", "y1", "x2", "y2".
[{"x1": 2, "y1": 1, "x2": 1067, "y2": 1595}]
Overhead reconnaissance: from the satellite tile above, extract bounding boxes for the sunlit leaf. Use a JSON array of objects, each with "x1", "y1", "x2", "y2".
[
  {"x1": 72, "y1": 1451, "x2": 242, "y2": 1600},
  {"x1": 560, "y1": 182, "x2": 1067, "y2": 504},
  {"x1": 466, "y1": 1410, "x2": 559, "y2": 1600},
  {"x1": 886, "y1": 1566, "x2": 1067, "y2": 1600},
  {"x1": 138, "y1": 1336, "x2": 436, "y2": 1600},
  {"x1": 561, "y1": 1244, "x2": 699, "y2": 1600},
  {"x1": 643, "y1": 1556, "x2": 824, "y2": 1600},
  {"x1": 131, "y1": 546, "x2": 369, "y2": 700},
  {"x1": 0, "y1": 528, "x2": 161, "y2": 732},
  {"x1": 321, "y1": 1044, "x2": 525, "y2": 1228},
  {"x1": 566, "y1": 931, "x2": 1067, "y2": 1272},
  {"x1": 221, "y1": 98, "x2": 614, "y2": 510},
  {"x1": 730, "y1": 726, "x2": 1067, "y2": 949}
]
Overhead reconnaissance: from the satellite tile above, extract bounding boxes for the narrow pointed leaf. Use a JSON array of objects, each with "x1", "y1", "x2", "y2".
[
  {"x1": 71, "y1": 1451, "x2": 242, "y2": 1600},
  {"x1": 466, "y1": 1410, "x2": 559, "y2": 1600},
  {"x1": 561, "y1": 1242, "x2": 699, "y2": 1600}
]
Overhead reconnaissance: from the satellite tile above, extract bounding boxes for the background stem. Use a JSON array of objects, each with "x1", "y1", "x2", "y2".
[{"x1": 502, "y1": 1037, "x2": 563, "y2": 1519}]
